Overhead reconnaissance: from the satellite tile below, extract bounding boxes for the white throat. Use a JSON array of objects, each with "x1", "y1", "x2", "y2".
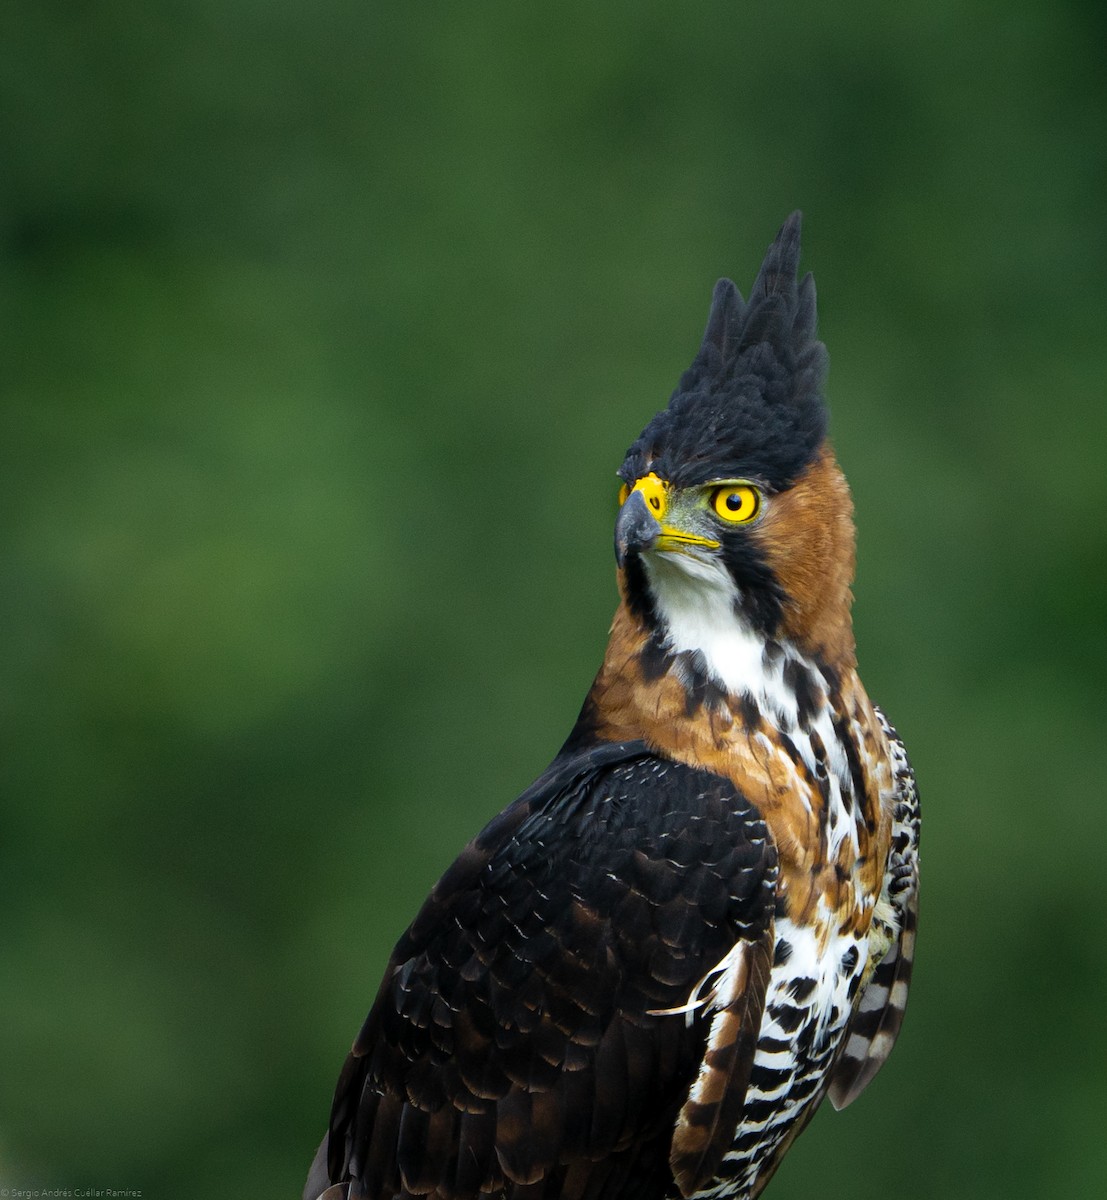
[{"x1": 643, "y1": 550, "x2": 768, "y2": 696}]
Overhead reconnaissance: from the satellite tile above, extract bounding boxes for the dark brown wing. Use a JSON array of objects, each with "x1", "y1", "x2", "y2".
[{"x1": 313, "y1": 740, "x2": 778, "y2": 1200}]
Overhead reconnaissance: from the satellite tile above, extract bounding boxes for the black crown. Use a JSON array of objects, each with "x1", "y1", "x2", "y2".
[{"x1": 620, "y1": 212, "x2": 829, "y2": 493}]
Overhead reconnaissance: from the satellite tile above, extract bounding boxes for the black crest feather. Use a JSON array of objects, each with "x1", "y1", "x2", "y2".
[{"x1": 620, "y1": 212, "x2": 829, "y2": 492}]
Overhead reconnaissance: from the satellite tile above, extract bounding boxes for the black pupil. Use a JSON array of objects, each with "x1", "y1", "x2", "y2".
[
  {"x1": 650, "y1": 496, "x2": 660, "y2": 510},
  {"x1": 725, "y1": 492, "x2": 744, "y2": 511}
]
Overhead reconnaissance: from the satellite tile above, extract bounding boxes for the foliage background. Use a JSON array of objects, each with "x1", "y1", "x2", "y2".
[{"x1": 2, "y1": 2, "x2": 1104, "y2": 1197}]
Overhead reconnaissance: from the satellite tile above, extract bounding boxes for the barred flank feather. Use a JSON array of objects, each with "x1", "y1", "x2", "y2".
[
  {"x1": 828, "y1": 716, "x2": 920, "y2": 1111},
  {"x1": 670, "y1": 931, "x2": 774, "y2": 1196}
]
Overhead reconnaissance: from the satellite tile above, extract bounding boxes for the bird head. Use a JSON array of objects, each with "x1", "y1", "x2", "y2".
[{"x1": 614, "y1": 213, "x2": 856, "y2": 668}]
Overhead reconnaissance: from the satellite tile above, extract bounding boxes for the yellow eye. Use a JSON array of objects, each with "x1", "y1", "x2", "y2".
[
  {"x1": 617, "y1": 482, "x2": 630, "y2": 506},
  {"x1": 711, "y1": 484, "x2": 761, "y2": 524}
]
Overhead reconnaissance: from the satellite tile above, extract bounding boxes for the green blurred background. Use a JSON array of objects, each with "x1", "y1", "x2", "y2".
[{"x1": 2, "y1": 2, "x2": 1104, "y2": 1197}]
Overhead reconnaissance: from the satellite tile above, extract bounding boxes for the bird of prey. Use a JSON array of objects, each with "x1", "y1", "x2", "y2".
[{"x1": 305, "y1": 213, "x2": 920, "y2": 1200}]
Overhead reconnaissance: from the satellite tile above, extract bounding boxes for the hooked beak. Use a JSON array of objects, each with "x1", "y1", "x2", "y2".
[{"x1": 615, "y1": 489, "x2": 661, "y2": 567}]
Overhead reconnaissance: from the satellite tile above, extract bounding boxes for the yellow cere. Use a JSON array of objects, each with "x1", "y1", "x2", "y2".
[
  {"x1": 631, "y1": 472, "x2": 668, "y2": 519},
  {"x1": 711, "y1": 483, "x2": 761, "y2": 524}
]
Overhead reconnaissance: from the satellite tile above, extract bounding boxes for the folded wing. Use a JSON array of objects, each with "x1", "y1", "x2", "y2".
[{"x1": 313, "y1": 741, "x2": 779, "y2": 1200}]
